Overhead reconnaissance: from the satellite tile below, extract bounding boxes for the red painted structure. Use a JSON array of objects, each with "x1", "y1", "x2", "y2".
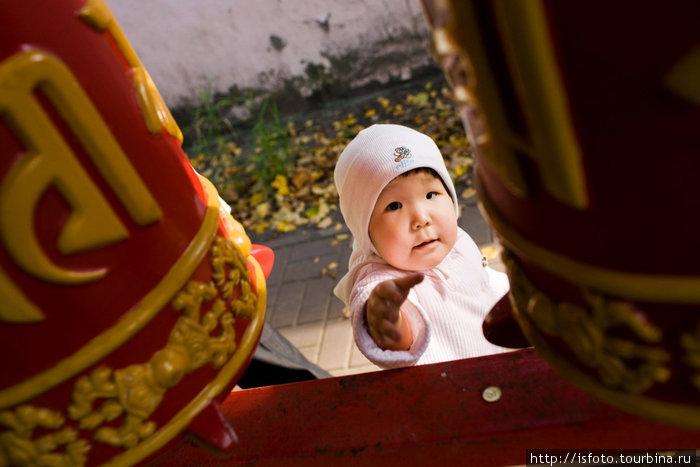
[
  {"x1": 153, "y1": 349, "x2": 700, "y2": 465},
  {"x1": 2, "y1": 0, "x2": 699, "y2": 465},
  {"x1": 0, "y1": 1, "x2": 270, "y2": 465},
  {"x1": 422, "y1": 0, "x2": 700, "y2": 432}
]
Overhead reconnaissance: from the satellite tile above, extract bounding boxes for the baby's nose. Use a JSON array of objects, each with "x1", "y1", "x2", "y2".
[{"x1": 412, "y1": 211, "x2": 431, "y2": 229}]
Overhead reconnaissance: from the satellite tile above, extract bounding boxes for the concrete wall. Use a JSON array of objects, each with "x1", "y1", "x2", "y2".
[{"x1": 108, "y1": 0, "x2": 435, "y2": 108}]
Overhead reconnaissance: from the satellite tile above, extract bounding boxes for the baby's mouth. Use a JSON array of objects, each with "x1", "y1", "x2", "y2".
[{"x1": 414, "y1": 239, "x2": 438, "y2": 249}]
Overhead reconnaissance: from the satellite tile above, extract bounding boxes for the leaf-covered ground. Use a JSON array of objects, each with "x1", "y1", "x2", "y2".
[{"x1": 188, "y1": 74, "x2": 476, "y2": 242}]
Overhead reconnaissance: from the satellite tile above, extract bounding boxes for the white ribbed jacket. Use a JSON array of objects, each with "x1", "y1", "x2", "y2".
[{"x1": 348, "y1": 229, "x2": 510, "y2": 368}]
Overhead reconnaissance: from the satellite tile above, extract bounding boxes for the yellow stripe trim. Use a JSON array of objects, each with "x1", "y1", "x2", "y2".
[
  {"x1": 0, "y1": 267, "x2": 44, "y2": 322},
  {"x1": 78, "y1": 0, "x2": 183, "y2": 142},
  {"x1": 105, "y1": 254, "x2": 267, "y2": 466},
  {"x1": 478, "y1": 173, "x2": 700, "y2": 303},
  {"x1": 0, "y1": 182, "x2": 221, "y2": 409},
  {"x1": 493, "y1": 0, "x2": 588, "y2": 209},
  {"x1": 515, "y1": 310, "x2": 700, "y2": 430}
]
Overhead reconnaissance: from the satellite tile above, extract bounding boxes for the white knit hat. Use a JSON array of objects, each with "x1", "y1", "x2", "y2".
[{"x1": 334, "y1": 124, "x2": 459, "y2": 258}]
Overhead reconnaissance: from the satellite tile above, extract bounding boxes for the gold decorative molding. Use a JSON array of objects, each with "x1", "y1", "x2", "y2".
[
  {"x1": 665, "y1": 45, "x2": 700, "y2": 104},
  {"x1": 506, "y1": 250, "x2": 670, "y2": 394},
  {"x1": 681, "y1": 325, "x2": 700, "y2": 390},
  {"x1": 106, "y1": 252, "x2": 266, "y2": 467},
  {"x1": 0, "y1": 179, "x2": 221, "y2": 410},
  {"x1": 491, "y1": 0, "x2": 587, "y2": 209},
  {"x1": 0, "y1": 233, "x2": 265, "y2": 466},
  {"x1": 432, "y1": 0, "x2": 587, "y2": 209},
  {"x1": 0, "y1": 49, "x2": 163, "y2": 288},
  {"x1": 0, "y1": 268, "x2": 43, "y2": 324},
  {"x1": 477, "y1": 173, "x2": 700, "y2": 303},
  {"x1": 69, "y1": 236, "x2": 247, "y2": 449},
  {"x1": 0, "y1": 405, "x2": 89, "y2": 466},
  {"x1": 78, "y1": 0, "x2": 183, "y2": 142},
  {"x1": 505, "y1": 248, "x2": 700, "y2": 429}
]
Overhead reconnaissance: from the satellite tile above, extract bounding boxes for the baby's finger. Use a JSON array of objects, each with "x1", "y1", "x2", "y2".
[{"x1": 393, "y1": 273, "x2": 424, "y2": 297}]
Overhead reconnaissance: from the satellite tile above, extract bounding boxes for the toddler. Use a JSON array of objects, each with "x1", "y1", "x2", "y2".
[{"x1": 333, "y1": 124, "x2": 509, "y2": 368}]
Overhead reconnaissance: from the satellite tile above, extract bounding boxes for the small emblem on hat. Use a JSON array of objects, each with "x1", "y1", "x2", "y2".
[{"x1": 394, "y1": 146, "x2": 411, "y2": 163}]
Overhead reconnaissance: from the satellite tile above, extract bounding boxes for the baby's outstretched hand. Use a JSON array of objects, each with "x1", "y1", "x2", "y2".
[{"x1": 365, "y1": 273, "x2": 424, "y2": 351}]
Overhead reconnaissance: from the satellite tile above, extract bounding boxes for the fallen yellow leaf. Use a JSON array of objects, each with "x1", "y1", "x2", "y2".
[
  {"x1": 255, "y1": 221, "x2": 270, "y2": 234},
  {"x1": 461, "y1": 187, "x2": 476, "y2": 199},
  {"x1": 316, "y1": 217, "x2": 333, "y2": 229},
  {"x1": 250, "y1": 192, "x2": 265, "y2": 207},
  {"x1": 292, "y1": 171, "x2": 311, "y2": 188},
  {"x1": 271, "y1": 174, "x2": 289, "y2": 195},
  {"x1": 408, "y1": 92, "x2": 429, "y2": 106},
  {"x1": 275, "y1": 221, "x2": 296, "y2": 232},
  {"x1": 255, "y1": 202, "x2": 270, "y2": 219}
]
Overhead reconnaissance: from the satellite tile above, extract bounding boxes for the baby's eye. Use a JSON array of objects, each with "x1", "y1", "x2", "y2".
[
  {"x1": 386, "y1": 201, "x2": 401, "y2": 211},
  {"x1": 426, "y1": 192, "x2": 439, "y2": 200}
]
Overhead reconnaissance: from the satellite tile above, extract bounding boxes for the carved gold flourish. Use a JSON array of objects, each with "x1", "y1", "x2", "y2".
[
  {"x1": 681, "y1": 325, "x2": 700, "y2": 390},
  {"x1": 211, "y1": 235, "x2": 256, "y2": 318},
  {"x1": 0, "y1": 405, "x2": 89, "y2": 466},
  {"x1": 68, "y1": 236, "x2": 252, "y2": 448},
  {"x1": 506, "y1": 250, "x2": 670, "y2": 394},
  {"x1": 0, "y1": 235, "x2": 257, "y2": 462}
]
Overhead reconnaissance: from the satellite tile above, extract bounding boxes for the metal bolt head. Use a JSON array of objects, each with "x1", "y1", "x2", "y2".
[{"x1": 482, "y1": 386, "x2": 502, "y2": 402}]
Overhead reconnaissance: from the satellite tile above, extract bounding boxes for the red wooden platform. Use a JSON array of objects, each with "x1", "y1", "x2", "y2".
[{"x1": 151, "y1": 348, "x2": 700, "y2": 465}]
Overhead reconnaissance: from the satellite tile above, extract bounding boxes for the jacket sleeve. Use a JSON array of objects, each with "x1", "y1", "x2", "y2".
[{"x1": 349, "y1": 267, "x2": 431, "y2": 369}]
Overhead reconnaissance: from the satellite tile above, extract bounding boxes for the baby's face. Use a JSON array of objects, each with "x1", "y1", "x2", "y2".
[{"x1": 369, "y1": 170, "x2": 457, "y2": 271}]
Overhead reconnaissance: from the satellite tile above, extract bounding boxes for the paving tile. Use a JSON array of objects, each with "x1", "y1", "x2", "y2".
[
  {"x1": 317, "y1": 318, "x2": 353, "y2": 371},
  {"x1": 327, "y1": 295, "x2": 347, "y2": 320},
  {"x1": 260, "y1": 230, "x2": 315, "y2": 249},
  {"x1": 269, "y1": 281, "x2": 304, "y2": 327},
  {"x1": 298, "y1": 345, "x2": 320, "y2": 365},
  {"x1": 278, "y1": 322, "x2": 324, "y2": 349},
  {"x1": 263, "y1": 284, "x2": 279, "y2": 322},
  {"x1": 290, "y1": 237, "x2": 342, "y2": 261},
  {"x1": 338, "y1": 241, "x2": 351, "y2": 270},
  {"x1": 349, "y1": 341, "x2": 375, "y2": 368},
  {"x1": 460, "y1": 203, "x2": 493, "y2": 246},
  {"x1": 265, "y1": 245, "x2": 289, "y2": 287},
  {"x1": 298, "y1": 276, "x2": 335, "y2": 324},
  {"x1": 282, "y1": 253, "x2": 333, "y2": 282}
]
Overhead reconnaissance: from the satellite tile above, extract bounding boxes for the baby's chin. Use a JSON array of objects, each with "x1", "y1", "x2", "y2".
[{"x1": 393, "y1": 253, "x2": 449, "y2": 272}]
